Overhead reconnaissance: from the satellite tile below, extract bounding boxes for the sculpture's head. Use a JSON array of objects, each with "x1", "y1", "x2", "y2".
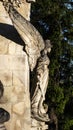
[
  {"x1": 0, "y1": 108, "x2": 10, "y2": 123},
  {"x1": 45, "y1": 40, "x2": 52, "y2": 53},
  {"x1": 41, "y1": 40, "x2": 52, "y2": 56}
]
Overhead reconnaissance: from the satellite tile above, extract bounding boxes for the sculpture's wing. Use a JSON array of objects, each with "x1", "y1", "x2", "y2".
[{"x1": 7, "y1": 4, "x2": 45, "y2": 71}]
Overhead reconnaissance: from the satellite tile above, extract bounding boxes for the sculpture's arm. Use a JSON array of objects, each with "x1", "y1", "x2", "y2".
[{"x1": 3, "y1": 2, "x2": 45, "y2": 71}]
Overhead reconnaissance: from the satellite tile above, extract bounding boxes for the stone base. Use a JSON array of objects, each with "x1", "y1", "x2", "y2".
[
  {"x1": 31, "y1": 118, "x2": 49, "y2": 130},
  {"x1": 31, "y1": 125, "x2": 48, "y2": 130}
]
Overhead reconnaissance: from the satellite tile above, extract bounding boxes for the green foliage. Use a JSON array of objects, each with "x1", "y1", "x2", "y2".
[
  {"x1": 46, "y1": 85, "x2": 67, "y2": 115},
  {"x1": 63, "y1": 119, "x2": 73, "y2": 130},
  {"x1": 47, "y1": 86, "x2": 64, "y2": 103}
]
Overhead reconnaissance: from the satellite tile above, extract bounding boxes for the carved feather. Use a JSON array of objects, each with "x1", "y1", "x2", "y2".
[{"x1": 5, "y1": 3, "x2": 45, "y2": 71}]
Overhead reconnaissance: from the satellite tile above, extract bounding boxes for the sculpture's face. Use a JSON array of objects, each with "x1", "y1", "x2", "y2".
[
  {"x1": 45, "y1": 40, "x2": 52, "y2": 54},
  {"x1": 0, "y1": 108, "x2": 10, "y2": 123},
  {"x1": 47, "y1": 47, "x2": 51, "y2": 53}
]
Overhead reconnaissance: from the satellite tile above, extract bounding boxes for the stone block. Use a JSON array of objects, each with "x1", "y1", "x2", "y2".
[
  {"x1": 3, "y1": 86, "x2": 13, "y2": 102},
  {"x1": 15, "y1": 44, "x2": 24, "y2": 55},
  {"x1": 0, "y1": 71, "x2": 12, "y2": 86},
  {"x1": 0, "y1": 41, "x2": 9, "y2": 54},
  {"x1": 0, "y1": 55, "x2": 27, "y2": 70},
  {"x1": 11, "y1": 85, "x2": 25, "y2": 102},
  {"x1": 10, "y1": 55, "x2": 27, "y2": 70},
  {"x1": 12, "y1": 71, "x2": 25, "y2": 87},
  {"x1": 8, "y1": 42, "x2": 16, "y2": 55},
  {"x1": 12, "y1": 85, "x2": 25, "y2": 95},
  {"x1": 12, "y1": 102, "x2": 25, "y2": 115},
  {"x1": 9, "y1": 113, "x2": 18, "y2": 130},
  {"x1": 12, "y1": 70, "x2": 29, "y2": 92},
  {"x1": 9, "y1": 55, "x2": 26, "y2": 70},
  {"x1": 0, "y1": 55, "x2": 9, "y2": 70},
  {"x1": 15, "y1": 120, "x2": 22, "y2": 130},
  {"x1": 9, "y1": 42, "x2": 25, "y2": 55}
]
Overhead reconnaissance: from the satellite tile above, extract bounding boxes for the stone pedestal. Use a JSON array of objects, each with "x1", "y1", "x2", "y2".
[
  {"x1": 31, "y1": 118, "x2": 49, "y2": 130},
  {"x1": 0, "y1": 1, "x2": 31, "y2": 130}
]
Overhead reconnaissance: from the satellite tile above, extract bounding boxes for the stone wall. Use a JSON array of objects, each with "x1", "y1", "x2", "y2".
[{"x1": 0, "y1": 1, "x2": 31, "y2": 130}]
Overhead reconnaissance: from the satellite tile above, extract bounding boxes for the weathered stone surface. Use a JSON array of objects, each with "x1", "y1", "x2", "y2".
[
  {"x1": 12, "y1": 85, "x2": 24, "y2": 95},
  {"x1": 0, "y1": 1, "x2": 31, "y2": 130},
  {"x1": 0, "y1": 1, "x2": 50, "y2": 130},
  {"x1": 31, "y1": 42, "x2": 51, "y2": 123},
  {"x1": 8, "y1": 42, "x2": 17, "y2": 55},
  {"x1": 0, "y1": 71, "x2": 12, "y2": 86},
  {"x1": 31, "y1": 118, "x2": 48, "y2": 130},
  {"x1": 17, "y1": 0, "x2": 31, "y2": 21},
  {"x1": 0, "y1": 2, "x2": 12, "y2": 24},
  {"x1": 12, "y1": 102, "x2": 25, "y2": 115},
  {"x1": 15, "y1": 120, "x2": 22, "y2": 130},
  {"x1": 6, "y1": 3, "x2": 45, "y2": 71},
  {"x1": 0, "y1": 55, "x2": 26, "y2": 70},
  {"x1": 12, "y1": 70, "x2": 29, "y2": 92},
  {"x1": 0, "y1": 42, "x2": 9, "y2": 54},
  {"x1": 9, "y1": 42, "x2": 24, "y2": 55}
]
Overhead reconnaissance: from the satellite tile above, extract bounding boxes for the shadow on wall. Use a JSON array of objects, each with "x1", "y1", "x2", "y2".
[{"x1": 0, "y1": 23, "x2": 24, "y2": 46}]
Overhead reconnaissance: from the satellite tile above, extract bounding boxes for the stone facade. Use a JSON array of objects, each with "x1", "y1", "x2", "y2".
[
  {"x1": 0, "y1": 1, "x2": 51, "y2": 130},
  {"x1": 0, "y1": 1, "x2": 31, "y2": 130}
]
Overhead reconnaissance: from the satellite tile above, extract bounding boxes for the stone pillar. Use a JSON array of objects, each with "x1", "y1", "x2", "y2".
[{"x1": 0, "y1": 1, "x2": 31, "y2": 130}]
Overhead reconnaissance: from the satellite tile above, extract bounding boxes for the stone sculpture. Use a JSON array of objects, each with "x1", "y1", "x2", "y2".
[
  {"x1": 1, "y1": 0, "x2": 51, "y2": 129},
  {"x1": 3, "y1": 1, "x2": 45, "y2": 71},
  {"x1": 31, "y1": 40, "x2": 52, "y2": 122}
]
